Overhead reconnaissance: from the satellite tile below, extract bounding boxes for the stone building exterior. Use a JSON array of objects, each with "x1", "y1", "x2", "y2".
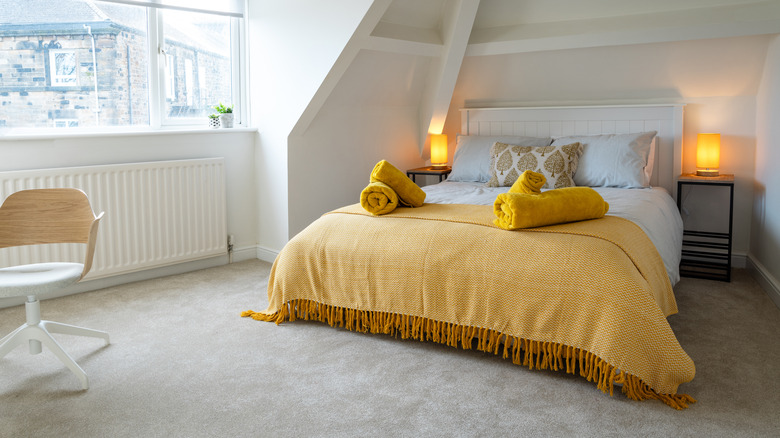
[{"x1": 0, "y1": 0, "x2": 230, "y2": 129}]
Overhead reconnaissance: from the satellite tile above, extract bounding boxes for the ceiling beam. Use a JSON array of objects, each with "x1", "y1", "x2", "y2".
[
  {"x1": 467, "y1": 1, "x2": 780, "y2": 56},
  {"x1": 417, "y1": 0, "x2": 480, "y2": 156}
]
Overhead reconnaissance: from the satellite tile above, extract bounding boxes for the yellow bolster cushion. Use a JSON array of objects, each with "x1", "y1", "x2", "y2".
[
  {"x1": 360, "y1": 182, "x2": 399, "y2": 216},
  {"x1": 493, "y1": 187, "x2": 609, "y2": 230},
  {"x1": 370, "y1": 160, "x2": 426, "y2": 207}
]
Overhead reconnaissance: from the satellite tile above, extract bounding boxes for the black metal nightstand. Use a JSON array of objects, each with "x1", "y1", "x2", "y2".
[
  {"x1": 676, "y1": 173, "x2": 734, "y2": 282},
  {"x1": 406, "y1": 166, "x2": 452, "y2": 184}
]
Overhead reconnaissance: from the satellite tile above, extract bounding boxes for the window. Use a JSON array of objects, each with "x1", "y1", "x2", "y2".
[
  {"x1": 53, "y1": 119, "x2": 79, "y2": 128},
  {"x1": 0, "y1": 0, "x2": 244, "y2": 131},
  {"x1": 49, "y1": 50, "x2": 79, "y2": 86},
  {"x1": 161, "y1": 9, "x2": 234, "y2": 122}
]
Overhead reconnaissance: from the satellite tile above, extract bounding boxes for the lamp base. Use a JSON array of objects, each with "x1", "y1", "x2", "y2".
[
  {"x1": 696, "y1": 169, "x2": 720, "y2": 177},
  {"x1": 430, "y1": 164, "x2": 448, "y2": 170}
]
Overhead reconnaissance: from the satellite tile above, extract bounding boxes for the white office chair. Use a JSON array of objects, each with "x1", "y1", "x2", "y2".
[{"x1": 0, "y1": 188, "x2": 108, "y2": 389}]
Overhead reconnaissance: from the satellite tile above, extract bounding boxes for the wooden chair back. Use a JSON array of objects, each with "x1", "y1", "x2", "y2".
[{"x1": 0, "y1": 188, "x2": 104, "y2": 279}]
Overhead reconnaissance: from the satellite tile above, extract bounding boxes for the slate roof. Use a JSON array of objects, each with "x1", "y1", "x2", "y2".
[
  {"x1": 0, "y1": 0, "x2": 227, "y2": 55},
  {"x1": 0, "y1": 0, "x2": 108, "y2": 25}
]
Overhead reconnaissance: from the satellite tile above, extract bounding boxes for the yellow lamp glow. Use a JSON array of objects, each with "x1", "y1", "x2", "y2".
[
  {"x1": 696, "y1": 133, "x2": 720, "y2": 177},
  {"x1": 430, "y1": 134, "x2": 448, "y2": 169}
]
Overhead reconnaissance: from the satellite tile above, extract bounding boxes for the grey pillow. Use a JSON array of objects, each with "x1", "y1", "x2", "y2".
[{"x1": 551, "y1": 131, "x2": 657, "y2": 188}]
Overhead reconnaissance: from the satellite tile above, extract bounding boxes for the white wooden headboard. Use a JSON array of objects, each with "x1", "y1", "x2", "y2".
[{"x1": 460, "y1": 105, "x2": 685, "y2": 197}]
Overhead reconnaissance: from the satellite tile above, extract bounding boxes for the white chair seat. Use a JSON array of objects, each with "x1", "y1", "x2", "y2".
[{"x1": 0, "y1": 262, "x2": 84, "y2": 298}]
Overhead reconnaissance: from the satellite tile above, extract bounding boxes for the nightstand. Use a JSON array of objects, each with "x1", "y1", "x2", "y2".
[
  {"x1": 676, "y1": 173, "x2": 734, "y2": 282},
  {"x1": 406, "y1": 166, "x2": 452, "y2": 184}
]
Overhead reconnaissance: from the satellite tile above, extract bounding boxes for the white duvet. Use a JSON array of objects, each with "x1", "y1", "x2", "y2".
[{"x1": 422, "y1": 181, "x2": 683, "y2": 285}]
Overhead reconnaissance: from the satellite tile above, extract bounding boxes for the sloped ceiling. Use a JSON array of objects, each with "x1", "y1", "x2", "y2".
[
  {"x1": 371, "y1": 0, "x2": 780, "y2": 152},
  {"x1": 377, "y1": 0, "x2": 780, "y2": 48},
  {"x1": 297, "y1": 0, "x2": 780, "y2": 154},
  {"x1": 472, "y1": 0, "x2": 767, "y2": 26}
]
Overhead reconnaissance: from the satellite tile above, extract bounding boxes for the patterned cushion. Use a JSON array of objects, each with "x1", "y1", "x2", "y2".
[{"x1": 486, "y1": 142, "x2": 583, "y2": 189}]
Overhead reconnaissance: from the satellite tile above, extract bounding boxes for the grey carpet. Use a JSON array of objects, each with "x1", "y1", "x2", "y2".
[{"x1": 1, "y1": 260, "x2": 778, "y2": 437}]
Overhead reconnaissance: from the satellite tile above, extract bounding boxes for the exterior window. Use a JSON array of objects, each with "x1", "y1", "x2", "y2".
[
  {"x1": 161, "y1": 8, "x2": 233, "y2": 122},
  {"x1": 0, "y1": 2, "x2": 150, "y2": 129},
  {"x1": 0, "y1": 0, "x2": 243, "y2": 131},
  {"x1": 49, "y1": 50, "x2": 79, "y2": 86},
  {"x1": 53, "y1": 119, "x2": 79, "y2": 128}
]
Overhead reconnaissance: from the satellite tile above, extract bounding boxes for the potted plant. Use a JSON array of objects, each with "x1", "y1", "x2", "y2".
[
  {"x1": 214, "y1": 102, "x2": 234, "y2": 128},
  {"x1": 208, "y1": 113, "x2": 220, "y2": 129}
]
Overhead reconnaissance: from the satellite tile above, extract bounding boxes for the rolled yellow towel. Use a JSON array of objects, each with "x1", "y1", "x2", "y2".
[
  {"x1": 508, "y1": 170, "x2": 547, "y2": 194},
  {"x1": 361, "y1": 182, "x2": 399, "y2": 215},
  {"x1": 493, "y1": 187, "x2": 609, "y2": 230},
  {"x1": 370, "y1": 160, "x2": 426, "y2": 207}
]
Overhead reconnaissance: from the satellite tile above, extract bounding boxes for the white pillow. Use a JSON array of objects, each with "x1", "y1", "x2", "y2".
[
  {"x1": 551, "y1": 131, "x2": 657, "y2": 188},
  {"x1": 645, "y1": 137, "x2": 657, "y2": 186},
  {"x1": 448, "y1": 135, "x2": 552, "y2": 183}
]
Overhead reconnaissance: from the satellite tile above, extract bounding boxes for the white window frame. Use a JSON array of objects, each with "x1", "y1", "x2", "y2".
[
  {"x1": 0, "y1": 0, "x2": 246, "y2": 134},
  {"x1": 48, "y1": 49, "x2": 79, "y2": 86},
  {"x1": 147, "y1": 7, "x2": 245, "y2": 128},
  {"x1": 100, "y1": 0, "x2": 246, "y2": 129}
]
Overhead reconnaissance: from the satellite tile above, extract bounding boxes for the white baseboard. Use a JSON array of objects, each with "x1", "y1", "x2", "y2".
[
  {"x1": 0, "y1": 254, "x2": 230, "y2": 309},
  {"x1": 231, "y1": 245, "x2": 260, "y2": 263},
  {"x1": 256, "y1": 245, "x2": 280, "y2": 263},
  {"x1": 0, "y1": 244, "x2": 279, "y2": 310},
  {"x1": 746, "y1": 254, "x2": 780, "y2": 310},
  {"x1": 732, "y1": 251, "x2": 747, "y2": 269}
]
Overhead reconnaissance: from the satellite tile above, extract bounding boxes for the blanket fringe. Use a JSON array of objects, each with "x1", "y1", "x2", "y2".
[{"x1": 241, "y1": 300, "x2": 695, "y2": 410}]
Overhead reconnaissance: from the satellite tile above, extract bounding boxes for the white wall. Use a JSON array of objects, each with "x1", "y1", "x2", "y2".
[
  {"x1": 288, "y1": 49, "x2": 429, "y2": 237},
  {"x1": 0, "y1": 130, "x2": 258, "y2": 291},
  {"x1": 246, "y1": 0, "x2": 374, "y2": 254},
  {"x1": 752, "y1": 34, "x2": 780, "y2": 302},
  {"x1": 681, "y1": 95, "x2": 757, "y2": 258},
  {"x1": 445, "y1": 35, "x2": 772, "y2": 259}
]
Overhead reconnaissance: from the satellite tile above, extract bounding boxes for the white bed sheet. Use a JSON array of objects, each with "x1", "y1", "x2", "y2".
[{"x1": 422, "y1": 182, "x2": 683, "y2": 285}]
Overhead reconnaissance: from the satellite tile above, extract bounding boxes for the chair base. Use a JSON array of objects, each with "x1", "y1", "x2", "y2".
[{"x1": 0, "y1": 299, "x2": 109, "y2": 389}]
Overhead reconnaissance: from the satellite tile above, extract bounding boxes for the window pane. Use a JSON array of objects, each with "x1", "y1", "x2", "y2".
[
  {"x1": 0, "y1": 1, "x2": 150, "y2": 129},
  {"x1": 50, "y1": 50, "x2": 79, "y2": 85},
  {"x1": 162, "y1": 9, "x2": 232, "y2": 121}
]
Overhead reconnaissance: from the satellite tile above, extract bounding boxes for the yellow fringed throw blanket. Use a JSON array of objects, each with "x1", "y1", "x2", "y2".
[
  {"x1": 494, "y1": 187, "x2": 609, "y2": 230},
  {"x1": 360, "y1": 182, "x2": 398, "y2": 216},
  {"x1": 243, "y1": 204, "x2": 695, "y2": 409},
  {"x1": 509, "y1": 170, "x2": 546, "y2": 194}
]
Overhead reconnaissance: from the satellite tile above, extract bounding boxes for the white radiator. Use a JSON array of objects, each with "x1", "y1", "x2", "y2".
[{"x1": 0, "y1": 158, "x2": 227, "y2": 280}]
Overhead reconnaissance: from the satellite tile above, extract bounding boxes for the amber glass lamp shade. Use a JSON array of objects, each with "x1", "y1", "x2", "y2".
[
  {"x1": 696, "y1": 133, "x2": 720, "y2": 177},
  {"x1": 430, "y1": 134, "x2": 448, "y2": 169}
]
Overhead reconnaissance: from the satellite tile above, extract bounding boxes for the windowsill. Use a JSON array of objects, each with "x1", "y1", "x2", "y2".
[{"x1": 0, "y1": 126, "x2": 258, "y2": 141}]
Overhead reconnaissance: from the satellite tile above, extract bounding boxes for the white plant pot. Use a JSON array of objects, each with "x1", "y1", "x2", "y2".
[
  {"x1": 219, "y1": 114, "x2": 234, "y2": 128},
  {"x1": 209, "y1": 118, "x2": 220, "y2": 129}
]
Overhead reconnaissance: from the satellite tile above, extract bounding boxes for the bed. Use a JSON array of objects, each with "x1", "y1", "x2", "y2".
[{"x1": 244, "y1": 104, "x2": 695, "y2": 409}]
